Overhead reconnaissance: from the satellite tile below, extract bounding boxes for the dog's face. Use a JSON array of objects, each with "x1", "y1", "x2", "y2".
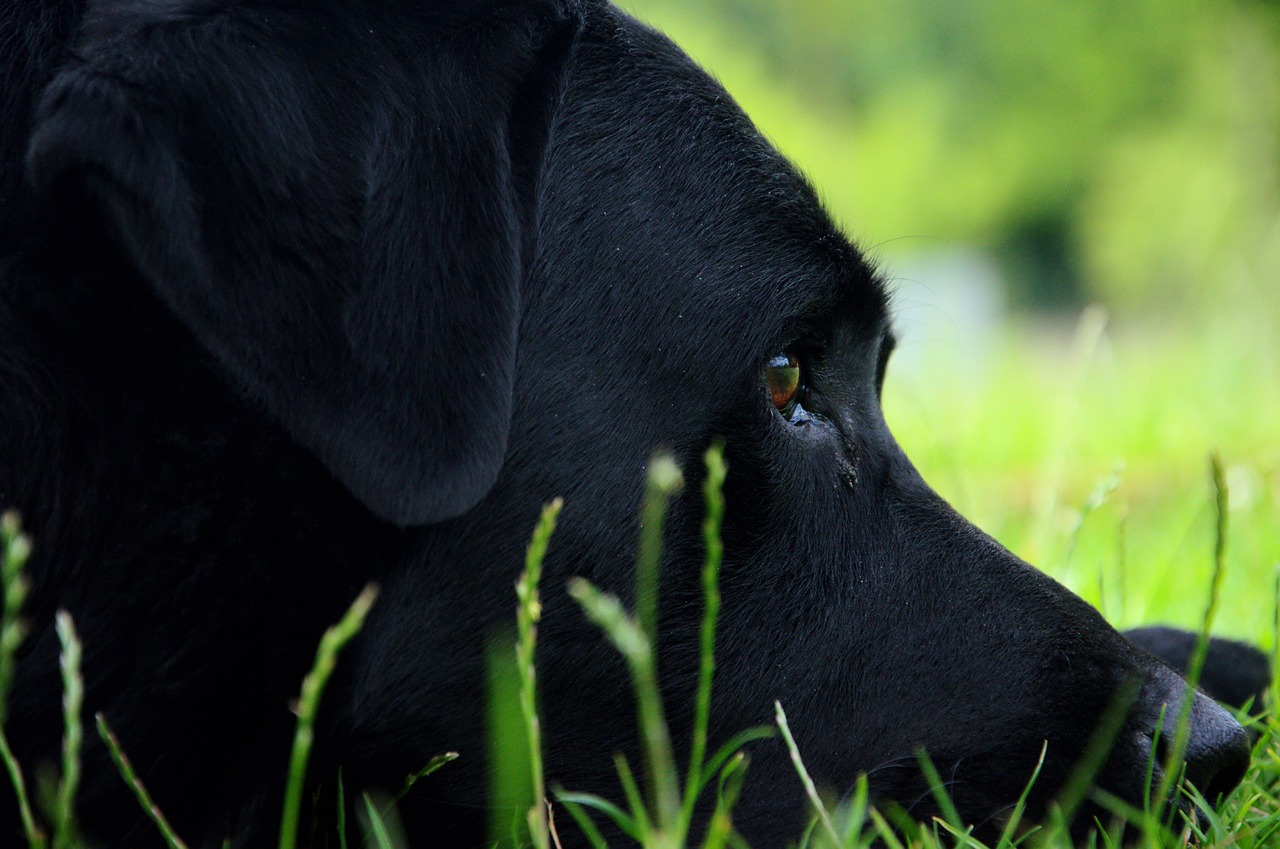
[
  {"x1": 0, "y1": 1, "x2": 1252, "y2": 846},
  {"x1": 491, "y1": 8, "x2": 1251, "y2": 838}
]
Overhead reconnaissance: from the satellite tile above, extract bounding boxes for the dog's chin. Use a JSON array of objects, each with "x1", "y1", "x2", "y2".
[
  {"x1": 806, "y1": 735, "x2": 1179, "y2": 846},
  {"x1": 931, "y1": 733, "x2": 1234, "y2": 846}
]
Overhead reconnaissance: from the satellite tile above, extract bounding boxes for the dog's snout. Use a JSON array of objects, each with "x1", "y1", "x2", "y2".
[
  {"x1": 1138, "y1": 667, "x2": 1251, "y2": 802},
  {"x1": 1179, "y1": 689, "x2": 1251, "y2": 799}
]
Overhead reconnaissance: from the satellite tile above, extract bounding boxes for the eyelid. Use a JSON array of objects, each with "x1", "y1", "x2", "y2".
[{"x1": 774, "y1": 310, "x2": 828, "y2": 351}]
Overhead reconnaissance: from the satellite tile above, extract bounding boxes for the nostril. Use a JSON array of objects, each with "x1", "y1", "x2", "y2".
[{"x1": 1181, "y1": 693, "x2": 1251, "y2": 801}]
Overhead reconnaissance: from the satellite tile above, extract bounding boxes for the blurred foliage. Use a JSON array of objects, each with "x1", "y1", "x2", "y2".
[
  {"x1": 621, "y1": 0, "x2": 1280, "y2": 315},
  {"x1": 881, "y1": 311, "x2": 1279, "y2": 643}
]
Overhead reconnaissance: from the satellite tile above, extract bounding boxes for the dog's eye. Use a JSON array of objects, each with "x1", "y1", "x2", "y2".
[{"x1": 766, "y1": 352, "x2": 803, "y2": 417}]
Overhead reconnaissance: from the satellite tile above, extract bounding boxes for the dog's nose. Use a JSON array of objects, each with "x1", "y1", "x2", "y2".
[{"x1": 1138, "y1": 666, "x2": 1251, "y2": 801}]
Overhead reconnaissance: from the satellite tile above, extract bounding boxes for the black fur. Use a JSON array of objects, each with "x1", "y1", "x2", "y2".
[{"x1": 0, "y1": 2, "x2": 1267, "y2": 846}]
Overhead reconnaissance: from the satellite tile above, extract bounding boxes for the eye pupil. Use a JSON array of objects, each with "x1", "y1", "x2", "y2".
[{"x1": 766, "y1": 353, "x2": 801, "y2": 413}]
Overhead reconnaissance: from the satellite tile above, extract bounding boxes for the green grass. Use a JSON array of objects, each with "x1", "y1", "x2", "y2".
[
  {"x1": 529, "y1": 400, "x2": 1280, "y2": 849},
  {"x1": 1, "y1": 309, "x2": 1277, "y2": 848},
  {"x1": 884, "y1": 309, "x2": 1279, "y2": 642}
]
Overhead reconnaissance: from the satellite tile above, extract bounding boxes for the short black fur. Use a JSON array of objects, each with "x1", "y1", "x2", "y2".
[{"x1": 0, "y1": 2, "x2": 1268, "y2": 846}]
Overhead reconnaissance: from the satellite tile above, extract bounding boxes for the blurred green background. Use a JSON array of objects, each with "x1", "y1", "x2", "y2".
[{"x1": 621, "y1": 0, "x2": 1279, "y2": 643}]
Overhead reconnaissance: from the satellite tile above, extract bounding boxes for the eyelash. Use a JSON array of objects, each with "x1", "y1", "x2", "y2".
[{"x1": 875, "y1": 335, "x2": 895, "y2": 394}]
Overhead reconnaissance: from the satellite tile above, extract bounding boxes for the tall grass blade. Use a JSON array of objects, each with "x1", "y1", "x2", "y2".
[
  {"x1": 95, "y1": 713, "x2": 188, "y2": 849},
  {"x1": 914, "y1": 748, "x2": 962, "y2": 828},
  {"x1": 701, "y1": 752, "x2": 748, "y2": 849},
  {"x1": 557, "y1": 795, "x2": 615, "y2": 849},
  {"x1": 636, "y1": 454, "x2": 684, "y2": 648},
  {"x1": 1061, "y1": 464, "x2": 1124, "y2": 578},
  {"x1": 1088, "y1": 786, "x2": 1149, "y2": 834},
  {"x1": 337, "y1": 768, "x2": 348, "y2": 849},
  {"x1": 613, "y1": 750, "x2": 654, "y2": 838},
  {"x1": 393, "y1": 752, "x2": 458, "y2": 804},
  {"x1": 53, "y1": 611, "x2": 82, "y2": 849},
  {"x1": 569, "y1": 577, "x2": 679, "y2": 834},
  {"x1": 1155, "y1": 454, "x2": 1229, "y2": 810},
  {"x1": 867, "y1": 807, "x2": 907, "y2": 849},
  {"x1": 1273, "y1": 563, "x2": 1280, "y2": 699},
  {"x1": 698, "y1": 726, "x2": 775, "y2": 794},
  {"x1": 0, "y1": 729, "x2": 43, "y2": 849},
  {"x1": 278, "y1": 583, "x2": 379, "y2": 849},
  {"x1": 795, "y1": 816, "x2": 820, "y2": 849},
  {"x1": 930, "y1": 817, "x2": 977, "y2": 848},
  {"x1": 838, "y1": 773, "x2": 871, "y2": 846},
  {"x1": 682, "y1": 443, "x2": 726, "y2": 829},
  {"x1": 0, "y1": 512, "x2": 43, "y2": 849},
  {"x1": 996, "y1": 740, "x2": 1047, "y2": 846},
  {"x1": 516, "y1": 497, "x2": 563, "y2": 849},
  {"x1": 775, "y1": 701, "x2": 840, "y2": 847},
  {"x1": 360, "y1": 793, "x2": 399, "y2": 849},
  {"x1": 1109, "y1": 507, "x2": 1129, "y2": 623},
  {"x1": 558, "y1": 790, "x2": 642, "y2": 842},
  {"x1": 0, "y1": 511, "x2": 32, "y2": 724}
]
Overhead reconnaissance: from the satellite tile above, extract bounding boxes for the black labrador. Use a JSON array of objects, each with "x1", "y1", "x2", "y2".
[{"x1": 0, "y1": 1, "x2": 1266, "y2": 846}]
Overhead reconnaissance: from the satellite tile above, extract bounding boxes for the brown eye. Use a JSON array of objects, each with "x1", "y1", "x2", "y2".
[{"x1": 765, "y1": 352, "x2": 801, "y2": 415}]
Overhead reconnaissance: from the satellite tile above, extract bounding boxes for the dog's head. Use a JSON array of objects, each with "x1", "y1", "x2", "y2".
[{"x1": 7, "y1": 0, "x2": 1252, "y2": 844}]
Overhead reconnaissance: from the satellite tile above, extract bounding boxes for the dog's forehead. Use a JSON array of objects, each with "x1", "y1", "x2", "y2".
[{"x1": 537, "y1": 5, "x2": 891, "y2": 348}]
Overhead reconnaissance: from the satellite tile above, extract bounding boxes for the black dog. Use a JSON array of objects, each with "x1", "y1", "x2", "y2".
[{"x1": 0, "y1": 1, "x2": 1266, "y2": 846}]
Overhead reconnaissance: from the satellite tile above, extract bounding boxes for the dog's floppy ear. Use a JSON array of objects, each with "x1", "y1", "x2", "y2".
[{"x1": 27, "y1": 2, "x2": 582, "y2": 526}]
